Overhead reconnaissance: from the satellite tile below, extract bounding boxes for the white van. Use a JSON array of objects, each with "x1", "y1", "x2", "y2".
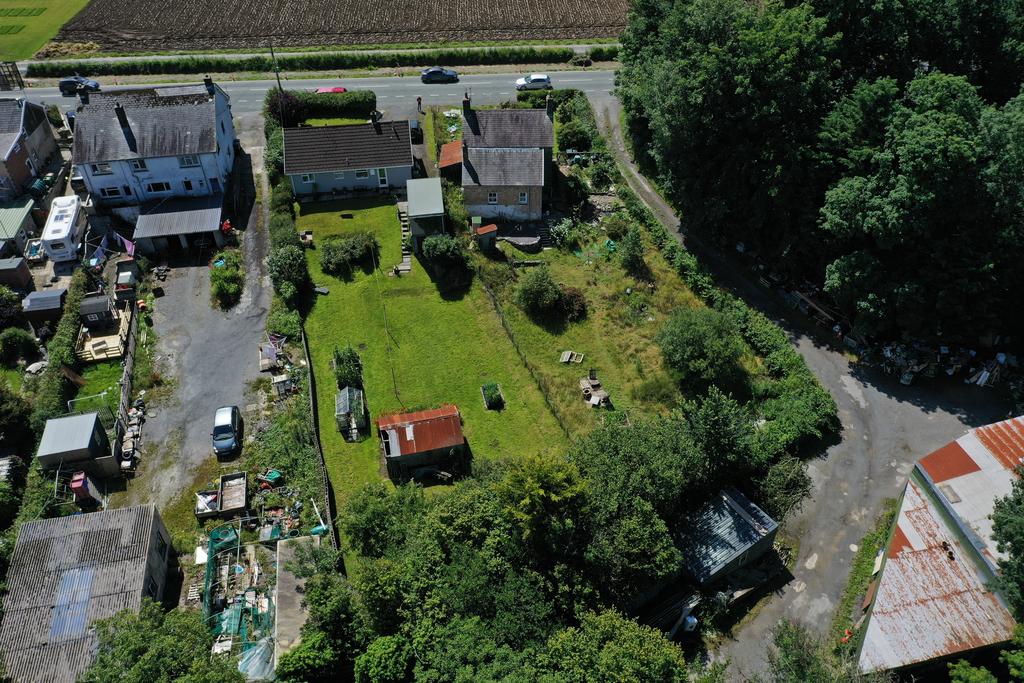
[{"x1": 42, "y1": 195, "x2": 84, "y2": 263}]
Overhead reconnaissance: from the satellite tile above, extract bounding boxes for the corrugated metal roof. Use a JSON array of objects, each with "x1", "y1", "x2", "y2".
[
  {"x1": 71, "y1": 84, "x2": 221, "y2": 165},
  {"x1": 462, "y1": 109, "x2": 553, "y2": 149},
  {"x1": 677, "y1": 487, "x2": 778, "y2": 585},
  {"x1": 133, "y1": 192, "x2": 222, "y2": 239},
  {"x1": 37, "y1": 413, "x2": 100, "y2": 459},
  {"x1": 0, "y1": 505, "x2": 159, "y2": 683},
  {"x1": 376, "y1": 404, "x2": 463, "y2": 457},
  {"x1": 283, "y1": 122, "x2": 412, "y2": 175},
  {"x1": 0, "y1": 196, "x2": 33, "y2": 240},
  {"x1": 858, "y1": 415, "x2": 1024, "y2": 673},
  {"x1": 407, "y1": 178, "x2": 443, "y2": 218},
  {"x1": 22, "y1": 288, "x2": 66, "y2": 312},
  {"x1": 462, "y1": 147, "x2": 544, "y2": 187}
]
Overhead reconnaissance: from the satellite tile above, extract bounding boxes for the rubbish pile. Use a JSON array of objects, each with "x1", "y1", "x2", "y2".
[{"x1": 877, "y1": 342, "x2": 1018, "y2": 387}]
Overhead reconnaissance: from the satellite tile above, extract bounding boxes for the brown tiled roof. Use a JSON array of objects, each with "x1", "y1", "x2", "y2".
[
  {"x1": 376, "y1": 405, "x2": 463, "y2": 456},
  {"x1": 462, "y1": 109, "x2": 553, "y2": 149},
  {"x1": 283, "y1": 121, "x2": 411, "y2": 174},
  {"x1": 438, "y1": 140, "x2": 463, "y2": 168}
]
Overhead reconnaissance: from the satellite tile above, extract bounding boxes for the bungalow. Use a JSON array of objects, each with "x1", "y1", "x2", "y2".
[
  {"x1": 71, "y1": 78, "x2": 236, "y2": 213},
  {"x1": 460, "y1": 96, "x2": 553, "y2": 222},
  {"x1": 376, "y1": 404, "x2": 465, "y2": 482},
  {"x1": 0, "y1": 97, "x2": 60, "y2": 202},
  {"x1": 283, "y1": 118, "x2": 412, "y2": 197}
]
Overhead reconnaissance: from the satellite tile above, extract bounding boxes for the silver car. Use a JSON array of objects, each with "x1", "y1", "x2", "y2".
[{"x1": 515, "y1": 74, "x2": 553, "y2": 91}]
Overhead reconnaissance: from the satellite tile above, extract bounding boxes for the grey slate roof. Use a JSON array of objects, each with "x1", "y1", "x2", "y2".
[
  {"x1": 133, "y1": 192, "x2": 223, "y2": 239},
  {"x1": 407, "y1": 177, "x2": 444, "y2": 218},
  {"x1": 462, "y1": 109, "x2": 553, "y2": 149},
  {"x1": 462, "y1": 147, "x2": 544, "y2": 187},
  {"x1": 79, "y1": 294, "x2": 112, "y2": 316},
  {"x1": 0, "y1": 505, "x2": 159, "y2": 683},
  {"x1": 677, "y1": 487, "x2": 778, "y2": 585},
  {"x1": 0, "y1": 99, "x2": 24, "y2": 159},
  {"x1": 0, "y1": 256, "x2": 26, "y2": 271},
  {"x1": 72, "y1": 84, "x2": 221, "y2": 165},
  {"x1": 283, "y1": 122, "x2": 412, "y2": 175}
]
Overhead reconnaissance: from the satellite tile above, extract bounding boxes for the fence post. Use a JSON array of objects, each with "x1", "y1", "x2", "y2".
[{"x1": 300, "y1": 328, "x2": 340, "y2": 550}]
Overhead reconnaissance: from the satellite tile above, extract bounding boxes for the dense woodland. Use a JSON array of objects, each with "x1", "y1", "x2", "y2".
[{"x1": 618, "y1": 0, "x2": 1024, "y2": 341}]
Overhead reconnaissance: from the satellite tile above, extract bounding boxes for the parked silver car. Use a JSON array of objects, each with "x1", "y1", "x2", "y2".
[{"x1": 515, "y1": 74, "x2": 553, "y2": 91}]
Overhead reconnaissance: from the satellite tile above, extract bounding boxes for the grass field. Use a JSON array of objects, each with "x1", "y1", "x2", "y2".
[
  {"x1": 0, "y1": 365, "x2": 22, "y2": 393},
  {"x1": 488, "y1": 228, "x2": 704, "y2": 434},
  {"x1": 0, "y1": 0, "x2": 91, "y2": 60},
  {"x1": 298, "y1": 197, "x2": 568, "y2": 510},
  {"x1": 71, "y1": 360, "x2": 123, "y2": 417}
]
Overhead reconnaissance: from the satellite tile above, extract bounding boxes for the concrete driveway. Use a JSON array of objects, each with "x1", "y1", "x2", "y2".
[{"x1": 592, "y1": 96, "x2": 1010, "y2": 678}]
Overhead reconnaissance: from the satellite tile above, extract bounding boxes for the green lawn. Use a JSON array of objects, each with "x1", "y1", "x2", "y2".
[
  {"x1": 0, "y1": 366, "x2": 22, "y2": 393},
  {"x1": 0, "y1": 0, "x2": 92, "y2": 61},
  {"x1": 306, "y1": 117, "x2": 370, "y2": 127},
  {"x1": 487, "y1": 223, "x2": 759, "y2": 435},
  {"x1": 298, "y1": 197, "x2": 568, "y2": 509},
  {"x1": 72, "y1": 360, "x2": 123, "y2": 417}
]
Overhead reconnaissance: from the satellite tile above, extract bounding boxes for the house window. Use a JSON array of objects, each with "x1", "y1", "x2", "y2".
[
  {"x1": 334, "y1": 172, "x2": 346, "y2": 181},
  {"x1": 301, "y1": 174, "x2": 314, "y2": 184},
  {"x1": 355, "y1": 170, "x2": 369, "y2": 179},
  {"x1": 146, "y1": 182, "x2": 171, "y2": 193},
  {"x1": 487, "y1": 192, "x2": 498, "y2": 205},
  {"x1": 518, "y1": 191, "x2": 529, "y2": 205},
  {"x1": 86, "y1": 313, "x2": 99, "y2": 322},
  {"x1": 183, "y1": 180, "x2": 193, "y2": 191},
  {"x1": 122, "y1": 185, "x2": 132, "y2": 196},
  {"x1": 178, "y1": 155, "x2": 200, "y2": 168},
  {"x1": 129, "y1": 159, "x2": 147, "y2": 172},
  {"x1": 146, "y1": 577, "x2": 158, "y2": 598},
  {"x1": 91, "y1": 163, "x2": 112, "y2": 175},
  {"x1": 99, "y1": 187, "x2": 121, "y2": 198}
]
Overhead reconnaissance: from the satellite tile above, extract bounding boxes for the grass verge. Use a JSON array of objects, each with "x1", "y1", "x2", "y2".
[
  {"x1": 297, "y1": 196, "x2": 568, "y2": 510},
  {"x1": 0, "y1": 0, "x2": 91, "y2": 61}
]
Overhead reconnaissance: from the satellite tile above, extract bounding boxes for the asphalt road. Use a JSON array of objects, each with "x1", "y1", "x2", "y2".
[
  {"x1": 24, "y1": 70, "x2": 617, "y2": 118},
  {"x1": 592, "y1": 95, "x2": 1010, "y2": 678}
]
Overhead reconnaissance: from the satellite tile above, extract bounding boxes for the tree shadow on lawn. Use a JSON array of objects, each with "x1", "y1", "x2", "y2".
[{"x1": 413, "y1": 254, "x2": 473, "y2": 302}]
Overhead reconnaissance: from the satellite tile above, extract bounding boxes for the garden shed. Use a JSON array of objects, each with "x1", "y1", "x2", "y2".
[
  {"x1": 36, "y1": 412, "x2": 119, "y2": 478},
  {"x1": 335, "y1": 386, "x2": 366, "y2": 440},
  {"x1": 676, "y1": 487, "x2": 778, "y2": 586},
  {"x1": 21, "y1": 288, "x2": 65, "y2": 327},
  {"x1": 406, "y1": 177, "x2": 445, "y2": 253},
  {"x1": 0, "y1": 256, "x2": 31, "y2": 290}
]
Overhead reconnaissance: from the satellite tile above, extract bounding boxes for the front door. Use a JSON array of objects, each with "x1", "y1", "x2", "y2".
[{"x1": 377, "y1": 168, "x2": 388, "y2": 188}]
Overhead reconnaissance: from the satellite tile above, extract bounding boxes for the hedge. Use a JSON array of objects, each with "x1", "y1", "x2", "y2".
[
  {"x1": 27, "y1": 46, "x2": 578, "y2": 78},
  {"x1": 29, "y1": 271, "x2": 88, "y2": 432},
  {"x1": 588, "y1": 45, "x2": 621, "y2": 62},
  {"x1": 616, "y1": 184, "x2": 838, "y2": 462}
]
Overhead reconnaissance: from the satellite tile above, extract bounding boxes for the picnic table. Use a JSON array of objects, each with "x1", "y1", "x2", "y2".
[{"x1": 560, "y1": 350, "x2": 584, "y2": 364}]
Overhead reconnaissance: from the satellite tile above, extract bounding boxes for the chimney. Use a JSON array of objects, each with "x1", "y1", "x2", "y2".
[
  {"x1": 546, "y1": 95, "x2": 555, "y2": 120},
  {"x1": 114, "y1": 102, "x2": 137, "y2": 152},
  {"x1": 203, "y1": 74, "x2": 214, "y2": 94},
  {"x1": 114, "y1": 102, "x2": 128, "y2": 128},
  {"x1": 77, "y1": 86, "x2": 90, "y2": 105},
  {"x1": 369, "y1": 110, "x2": 382, "y2": 133},
  {"x1": 462, "y1": 92, "x2": 471, "y2": 116}
]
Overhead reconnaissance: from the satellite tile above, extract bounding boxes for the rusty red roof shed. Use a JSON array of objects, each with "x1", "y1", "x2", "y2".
[
  {"x1": 475, "y1": 224, "x2": 498, "y2": 235},
  {"x1": 376, "y1": 405, "x2": 463, "y2": 457},
  {"x1": 438, "y1": 141, "x2": 462, "y2": 169}
]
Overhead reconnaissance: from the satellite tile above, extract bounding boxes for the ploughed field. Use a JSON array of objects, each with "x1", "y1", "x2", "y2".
[{"x1": 56, "y1": 0, "x2": 628, "y2": 52}]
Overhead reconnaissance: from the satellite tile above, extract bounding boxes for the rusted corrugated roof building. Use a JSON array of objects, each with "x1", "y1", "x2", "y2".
[
  {"x1": 376, "y1": 405, "x2": 465, "y2": 482},
  {"x1": 858, "y1": 416, "x2": 1024, "y2": 673}
]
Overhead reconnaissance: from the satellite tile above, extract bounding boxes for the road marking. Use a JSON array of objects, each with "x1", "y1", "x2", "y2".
[
  {"x1": 499, "y1": 92, "x2": 510, "y2": 95},
  {"x1": 393, "y1": 95, "x2": 405, "y2": 98}
]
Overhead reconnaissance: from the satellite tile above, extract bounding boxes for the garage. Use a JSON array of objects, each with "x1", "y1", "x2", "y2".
[{"x1": 133, "y1": 193, "x2": 224, "y2": 255}]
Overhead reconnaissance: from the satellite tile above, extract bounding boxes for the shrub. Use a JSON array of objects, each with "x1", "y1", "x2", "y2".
[
  {"x1": 442, "y1": 180, "x2": 468, "y2": 232},
  {"x1": 657, "y1": 307, "x2": 745, "y2": 387},
  {"x1": 588, "y1": 155, "x2": 619, "y2": 191},
  {"x1": 630, "y1": 375, "x2": 678, "y2": 405},
  {"x1": 619, "y1": 226, "x2": 646, "y2": 277},
  {"x1": 421, "y1": 234, "x2": 466, "y2": 267},
  {"x1": 481, "y1": 382, "x2": 504, "y2": 410},
  {"x1": 269, "y1": 212, "x2": 301, "y2": 249},
  {"x1": 0, "y1": 285, "x2": 22, "y2": 330},
  {"x1": 268, "y1": 245, "x2": 309, "y2": 306},
  {"x1": 0, "y1": 327, "x2": 37, "y2": 365},
  {"x1": 477, "y1": 261, "x2": 515, "y2": 293},
  {"x1": 589, "y1": 45, "x2": 620, "y2": 62},
  {"x1": 549, "y1": 218, "x2": 589, "y2": 251},
  {"x1": 354, "y1": 635, "x2": 413, "y2": 683},
  {"x1": 567, "y1": 53, "x2": 594, "y2": 67},
  {"x1": 515, "y1": 267, "x2": 564, "y2": 319},
  {"x1": 31, "y1": 270, "x2": 87, "y2": 432},
  {"x1": 267, "y1": 297, "x2": 302, "y2": 339},
  {"x1": 269, "y1": 181, "x2": 295, "y2": 217},
  {"x1": 757, "y1": 456, "x2": 812, "y2": 519},
  {"x1": 210, "y1": 251, "x2": 243, "y2": 308},
  {"x1": 333, "y1": 345, "x2": 362, "y2": 389},
  {"x1": 265, "y1": 127, "x2": 284, "y2": 184},
  {"x1": 558, "y1": 119, "x2": 593, "y2": 152},
  {"x1": 320, "y1": 233, "x2": 379, "y2": 277},
  {"x1": 561, "y1": 286, "x2": 588, "y2": 322},
  {"x1": 602, "y1": 213, "x2": 630, "y2": 241},
  {"x1": 264, "y1": 88, "x2": 309, "y2": 129}
]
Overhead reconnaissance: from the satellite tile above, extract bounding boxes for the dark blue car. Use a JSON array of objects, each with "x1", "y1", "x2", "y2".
[
  {"x1": 420, "y1": 67, "x2": 459, "y2": 84},
  {"x1": 212, "y1": 405, "x2": 243, "y2": 456},
  {"x1": 59, "y1": 75, "x2": 100, "y2": 97}
]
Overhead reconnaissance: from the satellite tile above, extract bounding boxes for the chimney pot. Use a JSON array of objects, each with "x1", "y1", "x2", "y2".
[
  {"x1": 203, "y1": 74, "x2": 214, "y2": 94},
  {"x1": 114, "y1": 101, "x2": 129, "y2": 128},
  {"x1": 77, "y1": 86, "x2": 89, "y2": 105},
  {"x1": 462, "y1": 93, "x2": 471, "y2": 115}
]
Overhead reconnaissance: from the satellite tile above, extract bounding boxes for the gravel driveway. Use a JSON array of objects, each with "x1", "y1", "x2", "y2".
[{"x1": 592, "y1": 96, "x2": 1010, "y2": 678}]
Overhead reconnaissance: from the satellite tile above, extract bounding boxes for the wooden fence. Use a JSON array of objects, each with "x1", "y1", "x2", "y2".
[{"x1": 300, "y1": 328, "x2": 340, "y2": 550}]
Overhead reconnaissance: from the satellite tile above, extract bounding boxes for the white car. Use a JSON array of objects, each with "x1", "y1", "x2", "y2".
[{"x1": 515, "y1": 74, "x2": 553, "y2": 91}]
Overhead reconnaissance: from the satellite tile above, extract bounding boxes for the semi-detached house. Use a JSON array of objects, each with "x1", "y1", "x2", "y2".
[
  {"x1": 71, "y1": 78, "x2": 236, "y2": 216},
  {"x1": 0, "y1": 97, "x2": 60, "y2": 202}
]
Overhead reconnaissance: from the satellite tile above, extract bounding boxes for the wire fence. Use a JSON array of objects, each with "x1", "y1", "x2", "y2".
[{"x1": 300, "y1": 328, "x2": 340, "y2": 550}]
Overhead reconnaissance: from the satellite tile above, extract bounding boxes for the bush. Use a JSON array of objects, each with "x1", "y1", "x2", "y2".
[
  {"x1": 515, "y1": 267, "x2": 564, "y2": 319},
  {"x1": 354, "y1": 635, "x2": 413, "y2": 683},
  {"x1": 558, "y1": 119, "x2": 594, "y2": 152},
  {"x1": 0, "y1": 327, "x2": 37, "y2": 365},
  {"x1": 549, "y1": 218, "x2": 595, "y2": 251},
  {"x1": 589, "y1": 45, "x2": 620, "y2": 62},
  {"x1": 561, "y1": 286, "x2": 588, "y2": 322},
  {"x1": 657, "y1": 307, "x2": 745, "y2": 387},
  {"x1": 269, "y1": 181, "x2": 295, "y2": 217},
  {"x1": 619, "y1": 226, "x2": 646, "y2": 277},
  {"x1": 320, "y1": 233, "x2": 379, "y2": 277},
  {"x1": 588, "y1": 155, "x2": 619, "y2": 191},
  {"x1": 567, "y1": 53, "x2": 593, "y2": 67},
  {"x1": 268, "y1": 245, "x2": 309, "y2": 307},
  {"x1": 333, "y1": 345, "x2": 362, "y2": 389},
  {"x1": 0, "y1": 286, "x2": 22, "y2": 330},
  {"x1": 269, "y1": 212, "x2": 301, "y2": 249},
  {"x1": 442, "y1": 180, "x2": 468, "y2": 232},
  {"x1": 421, "y1": 234, "x2": 466, "y2": 267},
  {"x1": 267, "y1": 297, "x2": 302, "y2": 339},
  {"x1": 31, "y1": 270, "x2": 87, "y2": 432},
  {"x1": 482, "y1": 382, "x2": 504, "y2": 409},
  {"x1": 265, "y1": 127, "x2": 284, "y2": 184},
  {"x1": 602, "y1": 213, "x2": 630, "y2": 241},
  {"x1": 264, "y1": 89, "x2": 309, "y2": 129},
  {"x1": 630, "y1": 375, "x2": 678, "y2": 405},
  {"x1": 210, "y1": 251, "x2": 243, "y2": 308}
]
